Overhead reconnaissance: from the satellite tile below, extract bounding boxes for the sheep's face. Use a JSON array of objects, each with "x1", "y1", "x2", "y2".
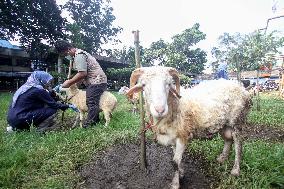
[
  {"x1": 139, "y1": 73, "x2": 174, "y2": 118},
  {"x1": 127, "y1": 66, "x2": 180, "y2": 119}
]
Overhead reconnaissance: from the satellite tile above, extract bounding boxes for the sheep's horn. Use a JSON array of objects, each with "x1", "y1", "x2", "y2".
[
  {"x1": 130, "y1": 68, "x2": 144, "y2": 88},
  {"x1": 167, "y1": 67, "x2": 180, "y2": 95},
  {"x1": 126, "y1": 83, "x2": 143, "y2": 99},
  {"x1": 128, "y1": 68, "x2": 144, "y2": 99}
]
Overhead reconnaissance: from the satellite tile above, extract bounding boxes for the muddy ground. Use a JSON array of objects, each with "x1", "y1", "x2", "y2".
[{"x1": 76, "y1": 124, "x2": 284, "y2": 189}]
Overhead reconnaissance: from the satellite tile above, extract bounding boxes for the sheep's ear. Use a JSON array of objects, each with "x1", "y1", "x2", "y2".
[
  {"x1": 126, "y1": 84, "x2": 143, "y2": 99},
  {"x1": 167, "y1": 67, "x2": 180, "y2": 95}
]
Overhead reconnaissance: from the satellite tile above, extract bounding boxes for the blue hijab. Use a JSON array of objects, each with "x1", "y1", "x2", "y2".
[{"x1": 12, "y1": 71, "x2": 53, "y2": 108}]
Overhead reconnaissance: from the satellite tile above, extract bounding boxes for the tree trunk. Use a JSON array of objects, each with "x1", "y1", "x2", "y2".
[
  {"x1": 236, "y1": 58, "x2": 241, "y2": 82},
  {"x1": 67, "y1": 60, "x2": 72, "y2": 79},
  {"x1": 133, "y1": 30, "x2": 147, "y2": 170},
  {"x1": 57, "y1": 56, "x2": 63, "y2": 83},
  {"x1": 256, "y1": 69, "x2": 260, "y2": 111}
]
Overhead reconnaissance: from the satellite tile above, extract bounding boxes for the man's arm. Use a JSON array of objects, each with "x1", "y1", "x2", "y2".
[{"x1": 62, "y1": 71, "x2": 87, "y2": 88}]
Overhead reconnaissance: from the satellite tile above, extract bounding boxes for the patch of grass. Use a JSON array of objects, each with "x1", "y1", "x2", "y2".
[
  {"x1": 0, "y1": 92, "x2": 139, "y2": 188},
  {"x1": 188, "y1": 92, "x2": 284, "y2": 188},
  {"x1": 248, "y1": 93, "x2": 284, "y2": 128},
  {"x1": 189, "y1": 138, "x2": 284, "y2": 189},
  {"x1": 0, "y1": 92, "x2": 283, "y2": 188}
]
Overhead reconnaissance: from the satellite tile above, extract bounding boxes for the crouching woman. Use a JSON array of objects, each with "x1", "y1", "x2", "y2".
[{"x1": 7, "y1": 71, "x2": 77, "y2": 132}]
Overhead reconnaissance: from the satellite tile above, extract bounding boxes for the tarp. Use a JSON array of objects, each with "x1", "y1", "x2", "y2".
[{"x1": 0, "y1": 40, "x2": 21, "y2": 49}]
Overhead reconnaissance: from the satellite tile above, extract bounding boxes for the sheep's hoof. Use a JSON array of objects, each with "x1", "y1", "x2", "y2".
[
  {"x1": 230, "y1": 168, "x2": 240, "y2": 176},
  {"x1": 179, "y1": 167, "x2": 184, "y2": 179},
  {"x1": 217, "y1": 155, "x2": 227, "y2": 164},
  {"x1": 71, "y1": 123, "x2": 78, "y2": 129},
  {"x1": 170, "y1": 171, "x2": 180, "y2": 189}
]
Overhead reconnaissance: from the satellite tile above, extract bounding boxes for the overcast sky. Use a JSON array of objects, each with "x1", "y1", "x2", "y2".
[
  {"x1": 14, "y1": 0, "x2": 284, "y2": 62},
  {"x1": 110, "y1": 0, "x2": 284, "y2": 58}
]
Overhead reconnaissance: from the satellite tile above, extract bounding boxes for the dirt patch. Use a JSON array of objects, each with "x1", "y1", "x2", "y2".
[
  {"x1": 77, "y1": 142, "x2": 219, "y2": 189},
  {"x1": 191, "y1": 123, "x2": 284, "y2": 142},
  {"x1": 75, "y1": 124, "x2": 284, "y2": 189},
  {"x1": 242, "y1": 123, "x2": 284, "y2": 142}
]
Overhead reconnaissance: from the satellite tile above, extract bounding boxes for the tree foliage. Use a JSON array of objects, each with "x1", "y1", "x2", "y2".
[
  {"x1": 0, "y1": 0, "x2": 123, "y2": 60},
  {"x1": 107, "y1": 23, "x2": 207, "y2": 80},
  {"x1": 64, "y1": 0, "x2": 122, "y2": 54},
  {"x1": 0, "y1": 0, "x2": 65, "y2": 46},
  {"x1": 212, "y1": 31, "x2": 284, "y2": 72},
  {"x1": 111, "y1": 23, "x2": 207, "y2": 74}
]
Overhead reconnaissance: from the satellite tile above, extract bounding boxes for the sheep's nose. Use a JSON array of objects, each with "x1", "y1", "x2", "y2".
[{"x1": 154, "y1": 106, "x2": 165, "y2": 115}]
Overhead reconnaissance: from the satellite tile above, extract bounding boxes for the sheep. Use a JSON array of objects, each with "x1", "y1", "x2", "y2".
[
  {"x1": 127, "y1": 66, "x2": 252, "y2": 189},
  {"x1": 118, "y1": 85, "x2": 139, "y2": 114},
  {"x1": 118, "y1": 86, "x2": 129, "y2": 95},
  {"x1": 61, "y1": 84, "x2": 117, "y2": 127}
]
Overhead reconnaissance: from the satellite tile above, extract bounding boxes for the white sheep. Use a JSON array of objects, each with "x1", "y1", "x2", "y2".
[
  {"x1": 127, "y1": 66, "x2": 252, "y2": 189},
  {"x1": 118, "y1": 85, "x2": 139, "y2": 114},
  {"x1": 61, "y1": 84, "x2": 117, "y2": 127},
  {"x1": 118, "y1": 86, "x2": 129, "y2": 95}
]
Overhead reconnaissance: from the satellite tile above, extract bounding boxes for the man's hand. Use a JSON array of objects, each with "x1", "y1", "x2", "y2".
[
  {"x1": 61, "y1": 71, "x2": 87, "y2": 88},
  {"x1": 62, "y1": 80, "x2": 72, "y2": 88}
]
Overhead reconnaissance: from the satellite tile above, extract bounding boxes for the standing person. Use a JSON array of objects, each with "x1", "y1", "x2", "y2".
[
  {"x1": 54, "y1": 40, "x2": 107, "y2": 128},
  {"x1": 7, "y1": 71, "x2": 78, "y2": 132},
  {"x1": 217, "y1": 60, "x2": 228, "y2": 79}
]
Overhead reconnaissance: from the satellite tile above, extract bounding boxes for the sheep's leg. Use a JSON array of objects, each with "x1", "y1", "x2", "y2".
[
  {"x1": 217, "y1": 126, "x2": 233, "y2": 163},
  {"x1": 79, "y1": 112, "x2": 85, "y2": 128},
  {"x1": 72, "y1": 113, "x2": 80, "y2": 128},
  {"x1": 103, "y1": 110, "x2": 110, "y2": 127},
  {"x1": 231, "y1": 129, "x2": 242, "y2": 176},
  {"x1": 132, "y1": 104, "x2": 137, "y2": 114},
  {"x1": 171, "y1": 138, "x2": 186, "y2": 189}
]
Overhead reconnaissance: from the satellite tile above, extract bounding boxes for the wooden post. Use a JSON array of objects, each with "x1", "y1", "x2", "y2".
[{"x1": 132, "y1": 30, "x2": 147, "y2": 170}]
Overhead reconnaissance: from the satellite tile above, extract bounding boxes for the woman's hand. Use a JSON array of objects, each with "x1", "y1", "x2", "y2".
[
  {"x1": 68, "y1": 104, "x2": 79, "y2": 112},
  {"x1": 53, "y1": 84, "x2": 62, "y2": 92}
]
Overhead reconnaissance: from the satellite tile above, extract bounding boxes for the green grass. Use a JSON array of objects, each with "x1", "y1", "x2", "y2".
[
  {"x1": 248, "y1": 93, "x2": 284, "y2": 127},
  {"x1": 0, "y1": 92, "x2": 139, "y2": 188},
  {"x1": 0, "y1": 92, "x2": 283, "y2": 188}
]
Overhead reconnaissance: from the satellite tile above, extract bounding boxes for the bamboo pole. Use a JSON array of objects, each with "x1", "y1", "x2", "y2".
[{"x1": 132, "y1": 30, "x2": 147, "y2": 170}]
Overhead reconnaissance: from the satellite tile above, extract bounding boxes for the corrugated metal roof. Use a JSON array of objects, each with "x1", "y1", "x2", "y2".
[
  {"x1": 0, "y1": 71, "x2": 32, "y2": 77},
  {"x1": 0, "y1": 40, "x2": 21, "y2": 49}
]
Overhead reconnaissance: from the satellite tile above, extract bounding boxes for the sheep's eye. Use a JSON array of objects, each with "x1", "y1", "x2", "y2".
[{"x1": 140, "y1": 80, "x2": 146, "y2": 87}]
